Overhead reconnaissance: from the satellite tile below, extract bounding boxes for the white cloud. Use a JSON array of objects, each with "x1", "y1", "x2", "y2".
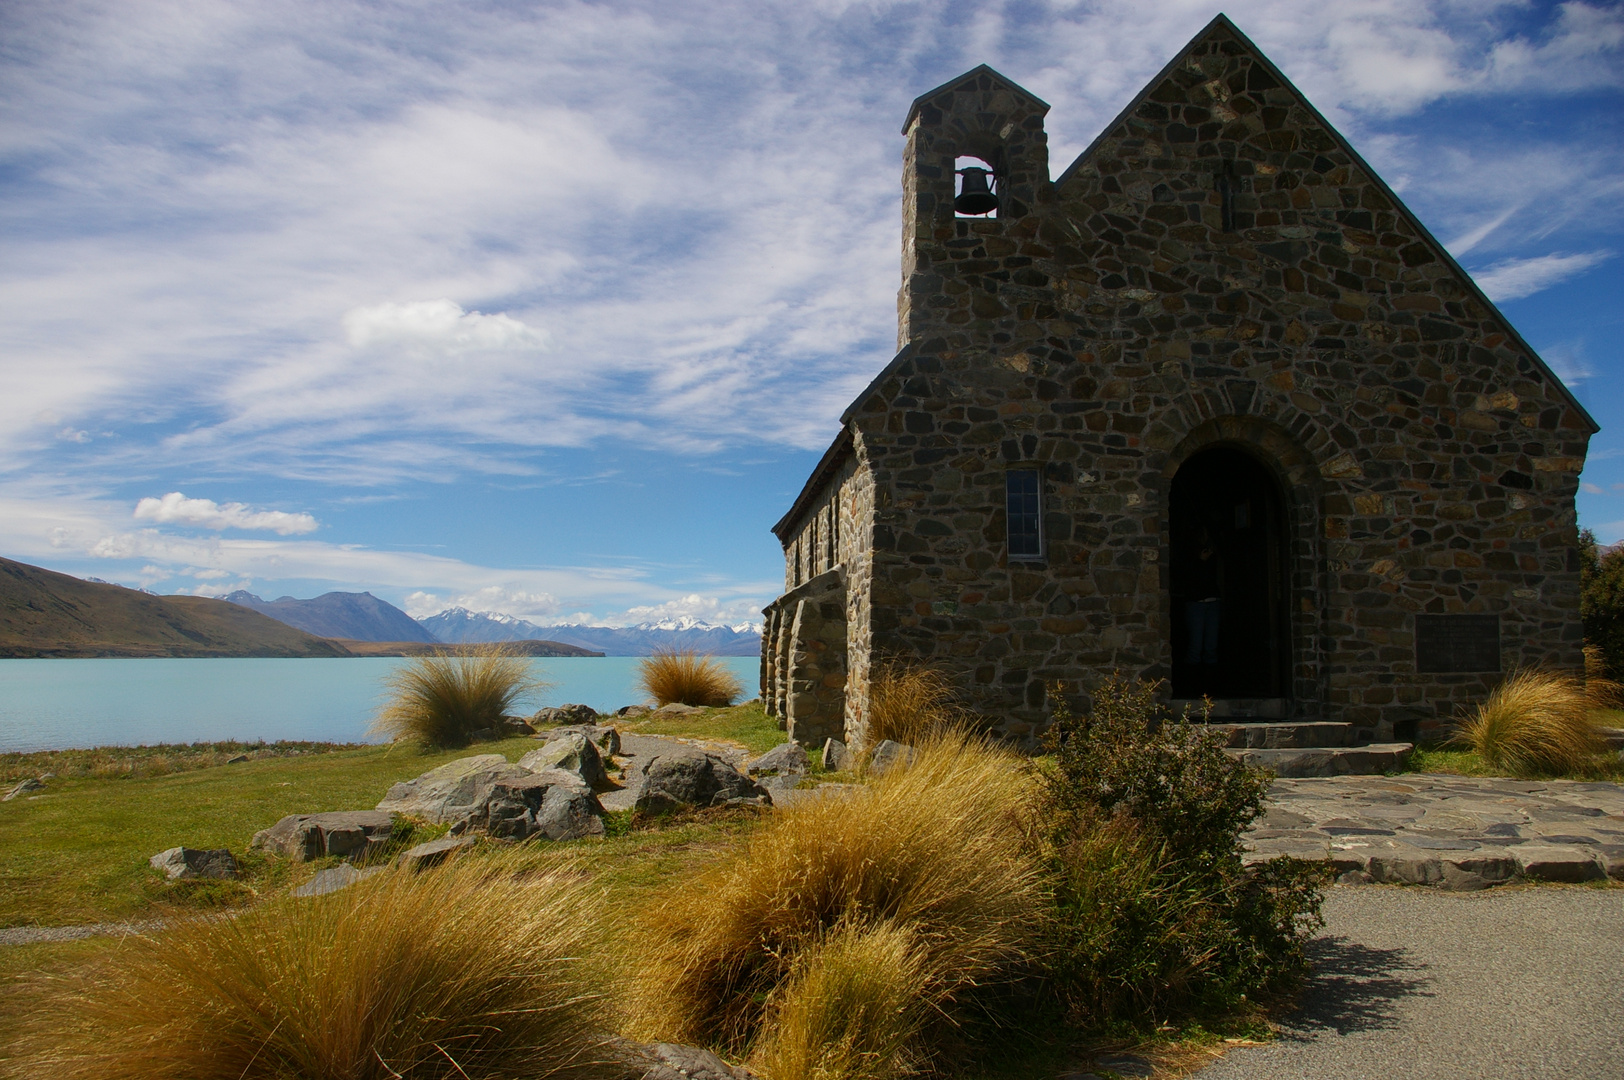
[
  {"x1": 133, "y1": 492, "x2": 320, "y2": 535},
  {"x1": 1471, "y1": 250, "x2": 1614, "y2": 302},
  {"x1": 342, "y1": 299, "x2": 549, "y2": 351},
  {"x1": 1539, "y1": 339, "x2": 1595, "y2": 385}
]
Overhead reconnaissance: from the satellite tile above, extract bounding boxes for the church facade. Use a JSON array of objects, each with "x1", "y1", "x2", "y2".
[{"x1": 760, "y1": 15, "x2": 1594, "y2": 752}]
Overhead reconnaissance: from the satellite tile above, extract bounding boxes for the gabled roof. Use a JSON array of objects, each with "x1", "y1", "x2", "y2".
[
  {"x1": 902, "y1": 63, "x2": 1050, "y2": 135},
  {"x1": 1054, "y1": 13, "x2": 1597, "y2": 432}
]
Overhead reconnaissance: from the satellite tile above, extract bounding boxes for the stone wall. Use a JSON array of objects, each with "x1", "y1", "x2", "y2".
[
  {"x1": 843, "y1": 22, "x2": 1590, "y2": 745},
  {"x1": 760, "y1": 567, "x2": 848, "y2": 748}
]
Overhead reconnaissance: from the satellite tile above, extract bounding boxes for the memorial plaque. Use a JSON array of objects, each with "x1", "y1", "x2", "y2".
[{"x1": 1415, "y1": 615, "x2": 1500, "y2": 673}]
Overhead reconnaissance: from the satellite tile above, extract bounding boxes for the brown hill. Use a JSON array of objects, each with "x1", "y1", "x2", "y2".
[
  {"x1": 0, "y1": 557, "x2": 349, "y2": 658},
  {"x1": 334, "y1": 639, "x2": 605, "y2": 658}
]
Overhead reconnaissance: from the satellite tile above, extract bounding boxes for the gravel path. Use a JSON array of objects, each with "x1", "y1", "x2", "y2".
[
  {"x1": 1195, "y1": 885, "x2": 1624, "y2": 1080},
  {"x1": 0, "y1": 920, "x2": 162, "y2": 947}
]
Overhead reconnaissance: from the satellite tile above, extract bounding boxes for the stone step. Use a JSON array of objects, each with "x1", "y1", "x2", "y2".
[
  {"x1": 1205, "y1": 721, "x2": 1359, "y2": 749},
  {"x1": 1224, "y1": 743, "x2": 1414, "y2": 777}
]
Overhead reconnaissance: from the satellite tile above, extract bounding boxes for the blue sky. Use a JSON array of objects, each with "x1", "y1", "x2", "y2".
[{"x1": 2, "y1": 0, "x2": 1621, "y2": 627}]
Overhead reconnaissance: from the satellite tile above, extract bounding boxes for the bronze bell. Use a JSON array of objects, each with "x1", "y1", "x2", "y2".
[{"x1": 954, "y1": 167, "x2": 998, "y2": 215}]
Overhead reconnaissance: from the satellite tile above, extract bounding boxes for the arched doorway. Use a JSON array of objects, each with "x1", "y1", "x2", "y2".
[{"x1": 1169, "y1": 445, "x2": 1290, "y2": 701}]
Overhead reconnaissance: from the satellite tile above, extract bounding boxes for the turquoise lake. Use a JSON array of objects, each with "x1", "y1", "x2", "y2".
[{"x1": 0, "y1": 656, "x2": 762, "y2": 753}]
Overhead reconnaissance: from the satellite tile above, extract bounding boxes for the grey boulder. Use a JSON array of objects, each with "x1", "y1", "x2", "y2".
[
  {"x1": 294, "y1": 863, "x2": 385, "y2": 898},
  {"x1": 453, "y1": 769, "x2": 606, "y2": 841},
  {"x1": 533, "y1": 703, "x2": 600, "y2": 726},
  {"x1": 545, "y1": 723, "x2": 622, "y2": 756},
  {"x1": 821, "y1": 738, "x2": 850, "y2": 772},
  {"x1": 868, "y1": 740, "x2": 917, "y2": 776},
  {"x1": 150, "y1": 847, "x2": 239, "y2": 881},
  {"x1": 653, "y1": 702, "x2": 707, "y2": 717},
  {"x1": 633, "y1": 747, "x2": 772, "y2": 814},
  {"x1": 616, "y1": 704, "x2": 653, "y2": 717},
  {"x1": 746, "y1": 742, "x2": 808, "y2": 777},
  {"x1": 397, "y1": 835, "x2": 477, "y2": 871},
  {"x1": 519, "y1": 732, "x2": 610, "y2": 790},
  {"x1": 251, "y1": 811, "x2": 396, "y2": 862},
  {"x1": 631, "y1": 1042, "x2": 761, "y2": 1080},
  {"x1": 375, "y1": 754, "x2": 532, "y2": 824}
]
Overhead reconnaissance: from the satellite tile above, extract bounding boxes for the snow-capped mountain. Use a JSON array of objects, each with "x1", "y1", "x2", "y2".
[{"x1": 418, "y1": 608, "x2": 761, "y2": 656}]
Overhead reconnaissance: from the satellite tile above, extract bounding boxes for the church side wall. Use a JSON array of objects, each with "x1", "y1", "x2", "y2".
[{"x1": 765, "y1": 453, "x2": 876, "y2": 744}]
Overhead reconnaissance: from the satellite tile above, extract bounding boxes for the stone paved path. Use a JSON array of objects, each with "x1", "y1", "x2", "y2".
[
  {"x1": 1194, "y1": 885, "x2": 1624, "y2": 1080},
  {"x1": 1244, "y1": 774, "x2": 1624, "y2": 889}
]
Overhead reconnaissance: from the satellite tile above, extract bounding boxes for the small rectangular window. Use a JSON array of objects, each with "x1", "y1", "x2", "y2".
[{"x1": 1006, "y1": 469, "x2": 1043, "y2": 560}]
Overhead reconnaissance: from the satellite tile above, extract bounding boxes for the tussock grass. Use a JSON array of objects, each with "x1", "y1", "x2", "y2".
[
  {"x1": 1452, "y1": 669, "x2": 1612, "y2": 777},
  {"x1": 752, "y1": 920, "x2": 931, "y2": 1080},
  {"x1": 637, "y1": 648, "x2": 743, "y2": 708},
  {"x1": 5, "y1": 854, "x2": 616, "y2": 1080},
  {"x1": 372, "y1": 647, "x2": 547, "y2": 748},
  {"x1": 865, "y1": 661, "x2": 973, "y2": 746},
  {"x1": 620, "y1": 734, "x2": 1040, "y2": 1078}
]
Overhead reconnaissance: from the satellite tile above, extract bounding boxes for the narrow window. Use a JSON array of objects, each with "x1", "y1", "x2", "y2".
[{"x1": 1006, "y1": 469, "x2": 1043, "y2": 559}]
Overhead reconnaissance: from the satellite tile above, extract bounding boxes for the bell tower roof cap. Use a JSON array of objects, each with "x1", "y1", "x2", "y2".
[{"x1": 902, "y1": 64, "x2": 1050, "y2": 134}]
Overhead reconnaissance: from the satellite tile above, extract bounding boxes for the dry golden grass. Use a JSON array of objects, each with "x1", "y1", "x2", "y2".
[
  {"x1": 3, "y1": 854, "x2": 617, "y2": 1080},
  {"x1": 1452, "y1": 669, "x2": 1613, "y2": 777},
  {"x1": 751, "y1": 921, "x2": 931, "y2": 1080},
  {"x1": 865, "y1": 661, "x2": 972, "y2": 746},
  {"x1": 637, "y1": 648, "x2": 743, "y2": 708},
  {"x1": 371, "y1": 647, "x2": 547, "y2": 748},
  {"x1": 618, "y1": 734, "x2": 1041, "y2": 1078}
]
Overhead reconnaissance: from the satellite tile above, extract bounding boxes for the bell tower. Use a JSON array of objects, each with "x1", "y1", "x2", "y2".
[{"x1": 898, "y1": 65, "x2": 1051, "y2": 349}]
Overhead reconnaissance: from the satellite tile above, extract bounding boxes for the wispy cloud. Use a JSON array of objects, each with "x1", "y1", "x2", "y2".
[
  {"x1": 2, "y1": 1, "x2": 1620, "y2": 616},
  {"x1": 133, "y1": 492, "x2": 320, "y2": 535},
  {"x1": 1471, "y1": 250, "x2": 1614, "y2": 302}
]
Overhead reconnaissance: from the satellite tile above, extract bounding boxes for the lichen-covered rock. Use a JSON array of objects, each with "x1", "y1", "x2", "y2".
[
  {"x1": 867, "y1": 740, "x2": 917, "y2": 777},
  {"x1": 633, "y1": 747, "x2": 772, "y2": 814},
  {"x1": 149, "y1": 847, "x2": 239, "y2": 881},
  {"x1": 532, "y1": 703, "x2": 600, "y2": 726},
  {"x1": 456, "y1": 769, "x2": 605, "y2": 841},
  {"x1": 626, "y1": 1041, "x2": 761, "y2": 1080},
  {"x1": 251, "y1": 811, "x2": 396, "y2": 861},
  {"x1": 293, "y1": 863, "x2": 384, "y2": 898},
  {"x1": 375, "y1": 755, "x2": 529, "y2": 824},
  {"x1": 518, "y1": 732, "x2": 609, "y2": 790},
  {"x1": 745, "y1": 742, "x2": 809, "y2": 777},
  {"x1": 397, "y1": 835, "x2": 477, "y2": 872}
]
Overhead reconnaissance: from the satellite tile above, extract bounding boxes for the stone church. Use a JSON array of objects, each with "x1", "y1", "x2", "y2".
[{"x1": 760, "y1": 14, "x2": 1594, "y2": 756}]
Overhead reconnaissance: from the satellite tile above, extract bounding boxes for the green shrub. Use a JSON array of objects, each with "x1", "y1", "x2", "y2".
[
  {"x1": 1035, "y1": 675, "x2": 1328, "y2": 1023},
  {"x1": 371, "y1": 647, "x2": 546, "y2": 748},
  {"x1": 1581, "y1": 529, "x2": 1624, "y2": 680},
  {"x1": 636, "y1": 648, "x2": 743, "y2": 708}
]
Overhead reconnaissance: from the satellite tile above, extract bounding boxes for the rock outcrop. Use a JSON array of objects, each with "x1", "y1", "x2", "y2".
[
  {"x1": 251, "y1": 810, "x2": 396, "y2": 862},
  {"x1": 149, "y1": 846, "x2": 239, "y2": 880},
  {"x1": 632, "y1": 746, "x2": 771, "y2": 814}
]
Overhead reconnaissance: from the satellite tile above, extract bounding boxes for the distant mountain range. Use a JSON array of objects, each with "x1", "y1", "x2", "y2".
[
  {"x1": 222, "y1": 590, "x2": 436, "y2": 643},
  {"x1": 419, "y1": 607, "x2": 762, "y2": 656},
  {"x1": 0, "y1": 557, "x2": 346, "y2": 658}
]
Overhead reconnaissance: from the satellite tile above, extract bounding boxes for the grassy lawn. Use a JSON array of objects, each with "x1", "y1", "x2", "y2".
[
  {"x1": 0, "y1": 702, "x2": 786, "y2": 929},
  {"x1": 612, "y1": 699, "x2": 786, "y2": 754},
  {"x1": 1403, "y1": 744, "x2": 1624, "y2": 781}
]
